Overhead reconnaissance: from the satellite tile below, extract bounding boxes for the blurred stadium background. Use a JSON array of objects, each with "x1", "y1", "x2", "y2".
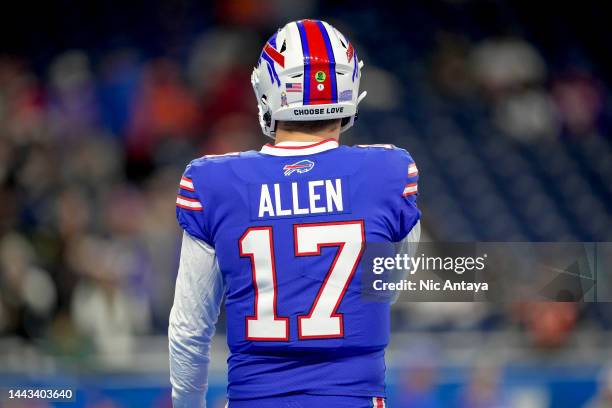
[{"x1": 1, "y1": 0, "x2": 612, "y2": 407}]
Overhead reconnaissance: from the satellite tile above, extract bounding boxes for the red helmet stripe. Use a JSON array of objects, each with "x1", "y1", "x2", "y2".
[
  {"x1": 300, "y1": 19, "x2": 333, "y2": 105},
  {"x1": 263, "y1": 43, "x2": 285, "y2": 68}
]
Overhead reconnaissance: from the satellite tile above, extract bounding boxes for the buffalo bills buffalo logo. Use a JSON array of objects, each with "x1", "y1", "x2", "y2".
[{"x1": 283, "y1": 159, "x2": 315, "y2": 176}]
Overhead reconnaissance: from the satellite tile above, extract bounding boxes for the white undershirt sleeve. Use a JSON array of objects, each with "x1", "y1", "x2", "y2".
[
  {"x1": 169, "y1": 232, "x2": 224, "y2": 408},
  {"x1": 393, "y1": 220, "x2": 421, "y2": 303}
]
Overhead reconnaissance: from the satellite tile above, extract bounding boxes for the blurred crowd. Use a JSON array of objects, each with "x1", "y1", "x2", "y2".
[
  {"x1": 0, "y1": 0, "x2": 611, "y2": 389},
  {"x1": 0, "y1": 28, "x2": 272, "y2": 364}
]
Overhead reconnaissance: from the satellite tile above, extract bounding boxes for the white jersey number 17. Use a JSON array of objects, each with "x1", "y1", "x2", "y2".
[{"x1": 239, "y1": 221, "x2": 364, "y2": 341}]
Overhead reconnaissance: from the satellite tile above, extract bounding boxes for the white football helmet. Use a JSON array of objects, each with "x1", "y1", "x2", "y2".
[{"x1": 251, "y1": 19, "x2": 367, "y2": 138}]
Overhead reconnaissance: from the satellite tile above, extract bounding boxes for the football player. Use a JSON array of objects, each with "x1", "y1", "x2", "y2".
[{"x1": 169, "y1": 19, "x2": 420, "y2": 408}]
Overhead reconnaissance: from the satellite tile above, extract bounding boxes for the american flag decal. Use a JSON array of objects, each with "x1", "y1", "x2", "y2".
[{"x1": 286, "y1": 82, "x2": 303, "y2": 92}]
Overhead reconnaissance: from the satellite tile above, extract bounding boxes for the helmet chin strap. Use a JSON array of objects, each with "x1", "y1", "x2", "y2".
[
  {"x1": 356, "y1": 60, "x2": 367, "y2": 105},
  {"x1": 357, "y1": 91, "x2": 368, "y2": 104}
]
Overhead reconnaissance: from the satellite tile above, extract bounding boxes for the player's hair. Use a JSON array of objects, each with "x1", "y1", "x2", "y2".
[{"x1": 277, "y1": 119, "x2": 342, "y2": 133}]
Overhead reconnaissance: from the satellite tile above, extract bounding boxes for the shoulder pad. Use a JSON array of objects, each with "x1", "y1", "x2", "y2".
[
  {"x1": 202, "y1": 151, "x2": 241, "y2": 159},
  {"x1": 355, "y1": 143, "x2": 396, "y2": 149}
]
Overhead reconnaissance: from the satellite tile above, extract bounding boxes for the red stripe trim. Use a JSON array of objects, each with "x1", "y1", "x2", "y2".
[
  {"x1": 180, "y1": 177, "x2": 195, "y2": 192},
  {"x1": 302, "y1": 19, "x2": 333, "y2": 105},
  {"x1": 264, "y1": 43, "x2": 284, "y2": 67},
  {"x1": 181, "y1": 176, "x2": 193, "y2": 183},
  {"x1": 176, "y1": 195, "x2": 203, "y2": 211},
  {"x1": 176, "y1": 195, "x2": 200, "y2": 203},
  {"x1": 402, "y1": 182, "x2": 418, "y2": 197},
  {"x1": 176, "y1": 202, "x2": 203, "y2": 211},
  {"x1": 264, "y1": 138, "x2": 337, "y2": 150},
  {"x1": 376, "y1": 397, "x2": 384, "y2": 408}
]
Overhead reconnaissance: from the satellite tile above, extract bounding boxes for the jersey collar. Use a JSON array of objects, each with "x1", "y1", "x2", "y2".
[{"x1": 259, "y1": 139, "x2": 339, "y2": 156}]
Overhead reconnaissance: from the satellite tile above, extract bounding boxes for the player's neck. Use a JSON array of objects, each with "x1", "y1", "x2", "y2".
[{"x1": 274, "y1": 129, "x2": 340, "y2": 145}]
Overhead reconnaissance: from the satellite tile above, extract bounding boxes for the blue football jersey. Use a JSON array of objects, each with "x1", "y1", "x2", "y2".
[{"x1": 176, "y1": 139, "x2": 420, "y2": 399}]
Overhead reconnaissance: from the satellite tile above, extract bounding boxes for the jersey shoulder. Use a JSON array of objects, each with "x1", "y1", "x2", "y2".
[
  {"x1": 185, "y1": 150, "x2": 265, "y2": 180},
  {"x1": 187, "y1": 150, "x2": 252, "y2": 171},
  {"x1": 344, "y1": 143, "x2": 419, "y2": 198},
  {"x1": 343, "y1": 143, "x2": 417, "y2": 172},
  {"x1": 352, "y1": 143, "x2": 414, "y2": 158},
  {"x1": 176, "y1": 151, "x2": 259, "y2": 244}
]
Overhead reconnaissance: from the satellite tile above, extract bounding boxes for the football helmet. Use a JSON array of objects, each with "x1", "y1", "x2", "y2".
[{"x1": 251, "y1": 19, "x2": 366, "y2": 138}]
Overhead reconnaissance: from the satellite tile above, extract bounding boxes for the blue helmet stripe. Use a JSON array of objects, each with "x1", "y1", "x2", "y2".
[
  {"x1": 316, "y1": 21, "x2": 337, "y2": 103},
  {"x1": 296, "y1": 21, "x2": 311, "y2": 105},
  {"x1": 269, "y1": 31, "x2": 278, "y2": 48},
  {"x1": 261, "y1": 53, "x2": 281, "y2": 86}
]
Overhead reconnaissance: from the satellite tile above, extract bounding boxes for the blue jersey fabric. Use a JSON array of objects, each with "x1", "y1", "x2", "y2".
[
  {"x1": 228, "y1": 394, "x2": 383, "y2": 408},
  {"x1": 176, "y1": 142, "x2": 419, "y2": 400}
]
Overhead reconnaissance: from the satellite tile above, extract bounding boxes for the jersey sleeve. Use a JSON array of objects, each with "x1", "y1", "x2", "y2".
[
  {"x1": 389, "y1": 149, "x2": 421, "y2": 242},
  {"x1": 176, "y1": 161, "x2": 212, "y2": 245}
]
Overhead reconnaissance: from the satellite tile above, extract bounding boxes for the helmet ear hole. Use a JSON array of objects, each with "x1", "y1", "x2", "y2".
[{"x1": 263, "y1": 111, "x2": 272, "y2": 128}]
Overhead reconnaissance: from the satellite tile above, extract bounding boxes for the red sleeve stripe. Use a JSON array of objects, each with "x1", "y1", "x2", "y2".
[
  {"x1": 402, "y1": 183, "x2": 418, "y2": 197},
  {"x1": 176, "y1": 195, "x2": 203, "y2": 211},
  {"x1": 179, "y1": 177, "x2": 195, "y2": 192},
  {"x1": 372, "y1": 397, "x2": 386, "y2": 407},
  {"x1": 408, "y1": 163, "x2": 418, "y2": 177}
]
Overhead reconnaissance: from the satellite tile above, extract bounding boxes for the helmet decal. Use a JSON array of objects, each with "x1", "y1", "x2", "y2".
[
  {"x1": 260, "y1": 32, "x2": 283, "y2": 86},
  {"x1": 346, "y1": 43, "x2": 354, "y2": 62},
  {"x1": 263, "y1": 43, "x2": 285, "y2": 68},
  {"x1": 296, "y1": 19, "x2": 338, "y2": 105},
  {"x1": 346, "y1": 42, "x2": 359, "y2": 82}
]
